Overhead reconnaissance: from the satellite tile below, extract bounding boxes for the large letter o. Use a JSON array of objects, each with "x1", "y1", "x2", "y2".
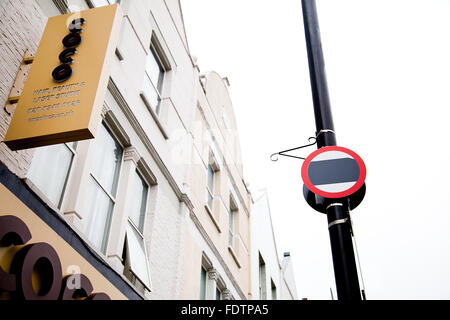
[{"x1": 10, "y1": 243, "x2": 62, "y2": 300}]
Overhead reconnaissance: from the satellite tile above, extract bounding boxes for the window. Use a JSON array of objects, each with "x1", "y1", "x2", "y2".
[
  {"x1": 216, "y1": 287, "x2": 221, "y2": 300},
  {"x1": 124, "y1": 223, "x2": 151, "y2": 290},
  {"x1": 122, "y1": 170, "x2": 151, "y2": 290},
  {"x1": 27, "y1": 142, "x2": 77, "y2": 208},
  {"x1": 228, "y1": 206, "x2": 234, "y2": 247},
  {"x1": 89, "y1": 0, "x2": 118, "y2": 7},
  {"x1": 206, "y1": 164, "x2": 214, "y2": 211},
  {"x1": 271, "y1": 279, "x2": 277, "y2": 300},
  {"x1": 82, "y1": 123, "x2": 122, "y2": 253},
  {"x1": 200, "y1": 266, "x2": 207, "y2": 300},
  {"x1": 228, "y1": 194, "x2": 238, "y2": 248},
  {"x1": 128, "y1": 170, "x2": 148, "y2": 232},
  {"x1": 143, "y1": 42, "x2": 165, "y2": 115},
  {"x1": 205, "y1": 150, "x2": 220, "y2": 213},
  {"x1": 259, "y1": 253, "x2": 267, "y2": 300}
]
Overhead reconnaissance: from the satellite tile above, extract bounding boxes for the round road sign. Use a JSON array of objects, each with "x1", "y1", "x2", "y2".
[{"x1": 301, "y1": 146, "x2": 366, "y2": 199}]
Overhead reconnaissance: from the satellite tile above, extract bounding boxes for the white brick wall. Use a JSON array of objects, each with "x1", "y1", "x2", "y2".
[
  {"x1": 0, "y1": 0, "x2": 47, "y2": 178},
  {"x1": 146, "y1": 184, "x2": 184, "y2": 299}
]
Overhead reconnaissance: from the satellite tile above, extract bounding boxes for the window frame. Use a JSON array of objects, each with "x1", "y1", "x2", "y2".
[
  {"x1": 271, "y1": 278, "x2": 277, "y2": 300},
  {"x1": 228, "y1": 205, "x2": 235, "y2": 248},
  {"x1": 205, "y1": 163, "x2": 215, "y2": 212},
  {"x1": 83, "y1": 121, "x2": 124, "y2": 253},
  {"x1": 200, "y1": 266, "x2": 207, "y2": 300},
  {"x1": 27, "y1": 141, "x2": 78, "y2": 210},
  {"x1": 116, "y1": 148, "x2": 155, "y2": 294},
  {"x1": 228, "y1": 192, "x2": 239, "y2": 249},
  {"x1": 216, "y1": 287, "x2": 222, "y2": 300},
  {"x1": 205, "y1": 150, "x2": 220, "y2": 213},
  {"x1": 259, "y1": 253, "x2": 267, "y2": 300},
  {"x1": 61, "y1": 142, "x2": 78, "y2": 209},
  {"x1": 88, "y1": 123, "x2": 123, "y2": 202},
  {"x1": 215, "y1": 273, "x2": 227, "y2": 301},
  {"x1": 123, "y1": 219, "x2": 152, "y2": 292},
  {"x1": 127, "y1": 169, "x2": 149, "y2": 233},
  {"x1": 142, "y1": 38, "x2": 167, "y2": 116}
]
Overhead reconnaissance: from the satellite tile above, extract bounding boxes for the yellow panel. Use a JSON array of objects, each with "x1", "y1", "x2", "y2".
[
  {"x1": 0, "y1": 183, "x2": 127, "y2": 300},
  {"x1": 3, "y1": 4, "x2": 122, "y2": 150}
]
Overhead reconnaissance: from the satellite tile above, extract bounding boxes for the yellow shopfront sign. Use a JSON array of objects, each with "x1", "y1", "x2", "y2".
[
  {"x1": 0, "y1": 183, "x2": 127, "y2": 300},
  {"x1": 3, "y1": 4, "x2": 122, "y2": 150}
]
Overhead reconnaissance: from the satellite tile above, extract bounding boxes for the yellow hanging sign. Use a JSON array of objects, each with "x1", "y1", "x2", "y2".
[{"x1": 3, "y1": 4, "x2": 122, "y2": 150}]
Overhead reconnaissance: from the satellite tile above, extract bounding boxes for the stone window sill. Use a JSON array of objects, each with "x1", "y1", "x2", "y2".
[
  {"x1": 204, "y1": 204, "x2": 221, "y2": 233},
  {"x1": 228, "y1": 245, "x2": 241, "y2": 269}
]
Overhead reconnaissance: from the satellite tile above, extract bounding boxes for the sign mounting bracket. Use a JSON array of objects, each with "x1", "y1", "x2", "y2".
[
  {"x1": 270, "y1": 129, "x2": 335, "y2": 161},
  {"x1": 4, "y1": 50, "x2": 34, "y2": 115}
]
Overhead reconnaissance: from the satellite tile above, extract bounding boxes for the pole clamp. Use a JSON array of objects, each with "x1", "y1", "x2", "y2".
[
  {"x1": 328, "y1": 218, "x2": 348, "y2": 229},
  {"x1": 316, "y1": 129, "x2": 336, "y2": 136},
  {"x1": 326, "y1": 202, "x2": 343, "y2": 210},
  {"x1": 327, "y1": 203, "x2": 348, "y2": 228}
]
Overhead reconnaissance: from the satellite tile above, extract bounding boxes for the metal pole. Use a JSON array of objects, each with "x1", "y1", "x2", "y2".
[{"x1": 301, "y1": 0, "x2": 362, "y2": 300}]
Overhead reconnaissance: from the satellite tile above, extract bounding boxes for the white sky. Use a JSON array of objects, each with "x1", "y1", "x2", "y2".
[{"x1": 181, "y1": 0, "x2": 450, "y2": 300}]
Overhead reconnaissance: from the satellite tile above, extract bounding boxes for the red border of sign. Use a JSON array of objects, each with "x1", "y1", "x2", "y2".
[{"x1": 301, "y1": 146, "x2": 366, "y2": 199}]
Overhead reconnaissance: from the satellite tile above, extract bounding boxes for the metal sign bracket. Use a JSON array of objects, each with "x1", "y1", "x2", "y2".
[
  {"x1": 270, "y1": 129, "x2": 335, "y2": 161},
  {"x1": 4, "y1": 49, "x2": 34, "y2": 115}
]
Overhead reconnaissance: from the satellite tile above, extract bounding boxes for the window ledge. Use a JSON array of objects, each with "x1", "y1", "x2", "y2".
[
  {"x1": 228, "y1": 246, "x2": 241, "y2": 269},
  {"x1": 139, "y1": 92, "x2": 169, "y2": 140},
  {"x1": 204, "y1": 204, "x2": 221, "y2": 234},
  {"x1": 115, "y1": 48, "x2": 124, "y2": 61}
]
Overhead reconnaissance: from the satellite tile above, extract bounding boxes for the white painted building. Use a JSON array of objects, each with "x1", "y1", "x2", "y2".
[
  {"x1": 179, "y1": 71, "x2": 252, "y2": 300},
  {"x1": 0, "y1": 0, "x2": 297, "y2": 300},
  {"x1": 250, "y1": 190, "x2": 298, "y2": 300},
  {"x1": 1, "y1": 0, "x2": 198, "y2": 299}
]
